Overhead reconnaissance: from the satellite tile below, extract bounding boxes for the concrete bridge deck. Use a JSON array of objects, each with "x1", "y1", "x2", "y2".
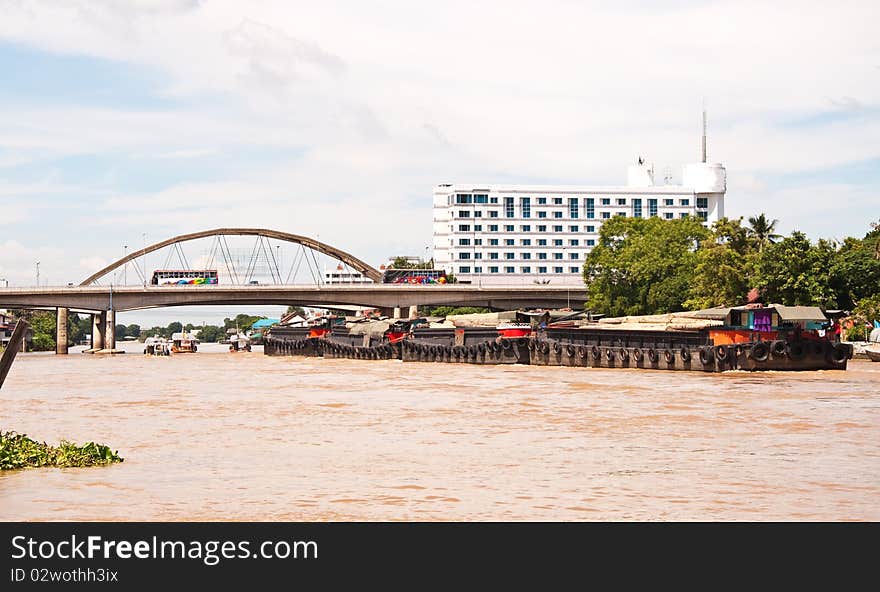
[{"x1": 0, "y1": 284, "x2": 587, "y2": 312}]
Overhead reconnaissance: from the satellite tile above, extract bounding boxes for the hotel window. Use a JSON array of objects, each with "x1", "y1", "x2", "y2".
[
  {"x1": 489, "y1": 252, "x2": 499, "y2": 260},
  {"x1": 648, "y1": 198, "x2": 658, "y2": 217},
  {"x1": 537, "y1": 197, "x2": 547, "y2": 205},
  {"x1": 505, "y1": 197, "x2": 515, "y2": 217},
  {"x1": 569, "y1": 239, "x2": 579, "y2": 246},
  {"x1": 617, "y1": 198, "x2": 626, "y2": 205},
  {"x1": 455, "y1": 194, "x2": 472, "y2": 204},
  {"x1": 553, "y1": 253, "x2": 563, "y2": 260},
  {"x1": 521, "y1": 225, "x2": 531, "y2": 232},
  {"x1": 569, "y1": 267, "x2": 580, "y2": 273},
  {"x1": 504, "y1": 239, "x2": 515, "y2": 245},
  {"x1": 521, "y1": 197, "x2": 531, "y2": 218},
  {"x1": 569, "y1": 225, "x2": 578, "y2": 232},
  {"x1": 602, "y1": 212, "x2": 611, "y2": 219},
  {"x1": 458, "y1": 225, "x2": 470, "y2": 231},
  {"x1": 697, "y1": 197, "x2": 708, "y2": 209},
  {"x1": 538, "y1": 266, "x2": 547, "y2": 273},
  {"x1": 537, "y1": 239, "x2": 547, "y2": 246},
  {"x1": 474, "y1": 252, "x2": 482, "y2": 259},
  {"x1": 554, "y1": 266, "x2": 563, "y2": 273},
  {"x1": 569, "y1": 198, "x2": 579, "y2": 218},
  {"x1": 505, "y1": 225, "x2": 515, "y2": 232},
  {"x1": 553, "y1": 239, "x2": 563, "y2": 246},
  {"x1": 586, "y1": 225, "x2": 595, "y2": 232},
  {"x1": 553, "y1": 225, "x2": 563, "y2": 232},
  {"x1": 489, "y1": 239, "x2": 499, "y2": 246},
  {"x1": 553, "y1": 212, "x2": 563, "y2": 218},
  {"x1": 474, "y1": 266, "x2": 482, "y2": 273},
  {"x1": 459, "y1": 266, "x2": 470, "y2": 273},
  {"x1": 459, "y1": 238, "x2": 470, "y2": 246},
  {"x1": 489, "y1": 211, "x2": 499, "y2": 218},
  {"x1": 664, "y1": 199, "x2": 674, "y2": 206},
  {"x1": 538, "y1": 211, "x2": 548, "y2": 218},
  {"x1": 489, "y1": 266, "x2": 499, "y2": 273},
  {"x1": 474, "y1": 225, "x2": 482, "y2": 231},
  {"x1": 538, "y1": 225, "x2": 547, "y2": 232},
  {"x1": 680, "y1": 199, "x2": 690, "y2": 206},
  {"x1": 698, "y1": 211, "x2": 708, "y2": 220},
  {"x1": 586, "y1": 198, "x2": 595, "y2": 219},
  {"x1": 505, "y1": 252, "x2": 515, "y2": 259},
  {"x1": 521, "y1": 266, "x2": 531, "y2": 273},
  {"x1": 474, "y1": 194, "x2": 488, "y2": 204},
  {"x1": 490, "y1": 197, "x2": 498, "y2": 204},
  {"x1": 489, "y1": 224, "x2": 499, "y2": 231},
  {"x1": 633, "y1": 198, "x2": 642, "y2": 218},
  {"x1": 458, "y1": 210, "x2": 470, "y2": 218},
  {"x1": 616, "y1": 212, "x2": 626, "y2": 217},
  {"x1": 474, "y1": 239, "x2": 482, "y2": 245},
  {"x1": 601, "y1": 198, "x2": 611, "y2": 205},
  {"x1": 505, "y1": 266, "x2": 515, "y2": 273},
  {"x1": 474, "y1": 211, "x2": 482, "y2": 217},
  {"x1": 459, "y1": 253, "x2": 470, "y2": 259},
  {"x1": 522, "y1": 253, "x2": 532, "y2": 260},
  {"x1": 569, "y1": 253, "x2": 579, "y2": 260},
  {"x1": 664, "y1": 213, "x2": 674, "y2": 219},
  {"x1": 553, "y1": 197, "x2": 563, "y2": 205},
  {"x1": 538, "y1": 253, "x2": 548, "y2": 260},
  {"x1": 680, "y1": 213, "x2": 689, "y2": 219},
  {"x1": 521, "y1": 239, "x2": 531, "y2": 246},
  {"x1": 586, "y1": 239, "x2": 595, "y2": 246}
]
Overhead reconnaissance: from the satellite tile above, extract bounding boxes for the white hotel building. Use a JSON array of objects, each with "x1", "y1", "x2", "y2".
[{"x1": 432, "y1": 158, "x2": 726, "y2": 286}]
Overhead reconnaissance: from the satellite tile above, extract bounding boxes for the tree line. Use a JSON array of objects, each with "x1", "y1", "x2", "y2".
[{"x1": 582, "y1": 214, "x2": 880, "y2": 330}]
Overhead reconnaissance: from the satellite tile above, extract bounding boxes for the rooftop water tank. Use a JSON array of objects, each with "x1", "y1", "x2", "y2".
[{"x1": 682, "y1": 162, "x2": 726, "y2": 193}]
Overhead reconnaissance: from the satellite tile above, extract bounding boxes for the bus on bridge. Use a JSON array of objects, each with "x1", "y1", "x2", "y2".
[{"x1": 151, "y1": 269, "x2": 219, "y2": 285}]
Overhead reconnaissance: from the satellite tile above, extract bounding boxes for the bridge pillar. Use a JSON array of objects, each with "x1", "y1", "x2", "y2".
[
  {"x1": 408, "y1": 305, "x2": 418, "y2": 319},
  {"x1": 55, "y1": 307, "x2": 69, "y2": 355},
  {"x1": 393, "y1": 307, "x2": 402, "y2": 319},
  {"x1": 104, "y1": 310, "x2": 116, "y2": 351},
  {"x1": 91, "y1": 312, "x2": 105, "y2": 351}
]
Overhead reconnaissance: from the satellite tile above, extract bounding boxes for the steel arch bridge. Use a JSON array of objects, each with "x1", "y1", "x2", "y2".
[{"x1": 80, "y1": 228, "x2": 382, "y2": 286}]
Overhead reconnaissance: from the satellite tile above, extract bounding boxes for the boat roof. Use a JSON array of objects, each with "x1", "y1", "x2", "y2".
[{"x1": 687, "y1": 304, "x2": 828, "y2": 322}]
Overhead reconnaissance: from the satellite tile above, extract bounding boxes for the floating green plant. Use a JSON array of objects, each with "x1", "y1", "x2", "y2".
[{"x1": 0, "y1": 431, "x2": 123, "y2": 470}]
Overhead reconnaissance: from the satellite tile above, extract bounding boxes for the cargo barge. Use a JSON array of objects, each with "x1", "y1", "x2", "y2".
[{"x1": 264, "y1": 304, "x2": 852, "y2": 372}]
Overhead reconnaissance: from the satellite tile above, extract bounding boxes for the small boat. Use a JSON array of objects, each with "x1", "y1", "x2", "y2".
[
  {"x1": 229, "y1": 333, "x2": 252, "y2": 352},
  {"x1": 171, "y1": 332, "x2": 198, "y2": 353},
  {"x1": 143, "y1": 337, "x2": 171, "y2": 356}
]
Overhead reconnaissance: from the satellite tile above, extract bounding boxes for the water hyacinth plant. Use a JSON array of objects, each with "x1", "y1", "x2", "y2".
[{"x1": 0, "y1": 431, "x2": 123, "y2": 470}]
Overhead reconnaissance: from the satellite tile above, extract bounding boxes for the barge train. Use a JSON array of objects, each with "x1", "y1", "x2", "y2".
[{"x1": 264, "y1": 304, "x2": 852, "y2": 372}]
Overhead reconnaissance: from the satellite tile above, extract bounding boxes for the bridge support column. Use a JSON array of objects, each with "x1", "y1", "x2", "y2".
[
  {"x1": 104, "y1": 310, "x2": 116, "y2": 351},
  {"x1": 393, "y1": 307, "x2": 402, "y2": 319},
  {"x1": 408, "y1": 305, "x2": 418, "y2": 319},
  {"x1": 91, "y1": 312, "x2": 105, "y2": 351},
  {"x1": 55, "y1": 307, "x2": 68, "y2": 355}
]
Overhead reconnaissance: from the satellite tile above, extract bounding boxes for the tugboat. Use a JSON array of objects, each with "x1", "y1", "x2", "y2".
[
  {"x1": 170, "y1": 331, "x2": 198, "y2": 353},
  {"x1": 229, "y1": 333, "x2": 252, "y2": 352},
  {"x1": 143, "y1": 336, "x2": 171, "y2": 356}
]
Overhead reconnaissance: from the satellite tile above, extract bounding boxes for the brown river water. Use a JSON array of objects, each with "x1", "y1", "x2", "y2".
[{"x1": 2, "y1": 342, "x2": 878, "y2": 521}]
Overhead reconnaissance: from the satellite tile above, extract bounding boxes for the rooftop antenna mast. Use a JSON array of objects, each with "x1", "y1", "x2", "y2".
[{"x1": 701, "y1": 101, "x2": 707, "y2": 163}]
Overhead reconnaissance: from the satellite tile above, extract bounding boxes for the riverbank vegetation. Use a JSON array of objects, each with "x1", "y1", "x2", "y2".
[
  {"x1": 583, "y1": 215, "x2": 880, "y2": 319},
  {"x1": 0, "y1": 431, "x2": 123, "y2": 470}
]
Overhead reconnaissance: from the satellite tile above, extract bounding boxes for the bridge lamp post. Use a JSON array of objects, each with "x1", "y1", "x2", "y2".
[
  {"x1": 35, "y1": 261, "x2": 40, "y2": 287},
  {"x1": 142, "y1": 233, "x2": 147, "y2": 288},
  {"x1": 123, "y1": 245, "x2": 128, "y2": 285}
]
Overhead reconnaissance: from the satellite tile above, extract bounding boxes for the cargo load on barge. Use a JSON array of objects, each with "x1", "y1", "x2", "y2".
[{"x1": 263, "y1": 304, "x2": 852, "y2": 372}]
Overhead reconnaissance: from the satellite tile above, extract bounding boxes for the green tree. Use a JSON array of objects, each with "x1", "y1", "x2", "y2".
[
  {"x1": 115, "y1": 324, "x2": 127, "y2": 340},
  {"x1": 125, "y1": 324, "x2": 141, "y2": 338},
  {"x1": 389, "y1": 256, "x2": 433, "y2": 269},
  {"x1": 166, "y1": 322, "x2": 183, "y2": 335},
  {"x1": 746, "y1": 213, "x2": 783, "y2": 252},
  {"x1": 26, "y1": 311, "x2": 56, "y2": 351},
  {"x1": 223, "y1": 314, "x2": 265, "y2": 331},
  {"x1": 685, "y1": 217, "x2": 755, "y2": 309},
  {"x1": 197, "y1": 325, "x2": 224, "y2": 342},
  {"x1": 285, "y1": 306, "x2": 305, "y2": 317},
  {"x1": 829, "y1": 223, "x2": 880, "y2": 310},
  {"x1": 583, "y1": 216, "x2": 709, "y2": 317},
  {"x1": 753, "y1": 231, "x2": 837, "y2": 307},
  {"x1": 421, "y1": 306, "x2": 489, "y2": 317}
]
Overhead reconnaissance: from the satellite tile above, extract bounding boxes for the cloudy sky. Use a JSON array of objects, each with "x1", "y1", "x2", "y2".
[{"x1": 0, "y1": 0, "x2": 878, "y2": 324}]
